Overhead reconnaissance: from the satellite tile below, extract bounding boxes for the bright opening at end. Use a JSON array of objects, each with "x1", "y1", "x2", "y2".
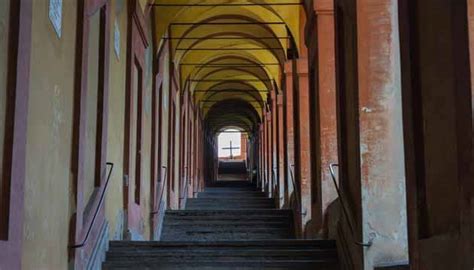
[{"x1": 218, "y1": 129, "x2": 242, "y2": 159}]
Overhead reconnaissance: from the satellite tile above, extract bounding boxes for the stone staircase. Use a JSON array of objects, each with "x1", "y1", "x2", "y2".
[
  {"x1": 103, "y1": 180, "x2": 339, "y2": 269},
  {"x1": 218, "y1": 160, "x2": 247, "y2": 175}
]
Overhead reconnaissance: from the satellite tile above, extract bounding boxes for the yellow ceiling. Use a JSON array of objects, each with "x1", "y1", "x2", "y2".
[{"x1": 151, "y1": 0, "x2": 303, "y2": 132}]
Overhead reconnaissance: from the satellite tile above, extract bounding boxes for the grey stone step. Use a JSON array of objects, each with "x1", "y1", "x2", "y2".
[
  {"x1": 165, "y1": 209, "x2": 292, "y2": 216},
  {"x1": 106, "y1": 249, "x2": 337, "y2": 259},
  {"x1": 162, "y1": 224, "x2": 289, "y2": 231},
  {"x1": 103, "y1": 260, "x2": 339, "y2": 270},
  {"x1": 208, "y1": 181, "x2": 254, "y2": 187},
  {"x1": 109, "y1": 240, "x2": 337, "y2": 249},
  {"x1": 103, "y1": 182, "x2": 339, "y2": 270},
  {"x1": 188, "y1": 198, "x2": 274, "y2": 203},
  {"x1": 198, "y1": 192, "x2": 266, "y2": 198},
  {"x1": 186, "y1": 206, "x2": 276, "y2": 210},
  {"x1": 203, "y1": 187, "x2": 258, "y2": 191},
  {"x1": 163, "y1": 219, "x2": 288, "y2": 225},
  {"x1": 160, "y1": 232, "x2": 293, "y2": 241}
]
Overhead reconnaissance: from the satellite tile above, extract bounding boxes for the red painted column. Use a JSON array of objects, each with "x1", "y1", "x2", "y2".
[
  {"x1": 356, "y1": 0, "x2": 408, "y2": 267},
  {"x1": 316, "y1": 3, "x2": 338, "y2": 237},
  {"x1": 259, "y1": 126, "x2": 264, "y2": 190},
  {"x1": 277, "y1": 93, "x2": 287, "y2": 208},
  {"x1": 261, "y1": 115, "x2": 266, "y2": 191},
  {"x1": 271, "y1": 91, "x2": 279, "y2": 198},
  {"x1": 284, "y1": 61, "x2": 296, "y2": 202},
  {"x1": 265, "y1": 111, "x2": 272, "y2": 195},
  {"x1": 295, "y1": 58, "x2": 312, "y2": 234}
]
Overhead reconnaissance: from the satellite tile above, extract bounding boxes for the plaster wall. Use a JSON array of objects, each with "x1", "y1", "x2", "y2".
[
  {"x1": 399, "y1": 0, "x2": 473, "y2": 268},
  {"x1": 22, "y1": 1, "x2": 78, "y2": 269},
  {"x1": 416, "y1": 0, "x2": 461, "y2": 236},
  {"x1": 159, "y1": 49, "x2": 170, "y2": 211},
  {"x1": 105, "y1": 0, "x2": 128, "y2": 242},
  {"x1": 84, "y1": 9, "x2": 101, "y2": 206},
  {"x1": 172, "y1": 95, "x2": 181, "y2": 209},
  {"x1": 0, "y1": 0, "x2": 10, "y2": 230},
  {"x1": 315, "y1": 7, "x2": 339, "y2": 237},
  {"x1": 356, "y1": 0, "x2": 408, "y2": 268},
  {"x1": 335, "y1": 0, "x2": 362, "y2": 227},
  {"x1": 138, "y1": 20, "x2": 155, "y2": 239}
]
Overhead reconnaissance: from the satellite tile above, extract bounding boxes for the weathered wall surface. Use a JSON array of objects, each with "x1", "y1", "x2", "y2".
[
  {"x1": 22, "y1": 1, "x2": 78, "y2": 269},
  {"x1": 137, "y1": 14, "x2": 155, "y2": 239},
  {"x1": 399, "y1": 0, "x2": 473, "y2": 268},
  {"x1": 0, "y1": 0, "x2": 10, "y2": 227},
  {"x1": 105, "y1": 0, "x2": 128, "y2": 242},
  {"x1": 357, "y1": 0, "x2": 408, "y2": 268}
]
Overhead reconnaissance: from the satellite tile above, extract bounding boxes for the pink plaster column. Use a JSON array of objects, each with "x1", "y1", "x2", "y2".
[
  {"x1": 356, "y1": 0, "x2": 408, "y2": 268},
  {"x1": 284, "y1": 61, "x2": 296, "y2": 201},
  {"x1": 316, "y1": 4, "x2": 339, "y2": 237},
  {"x1": 295, "y1": 58, "x2": 312, "y2": 233},
  {"x1": 266, "y1": 111, "x2": 272, "y2": 196},
  {"x1": 271, "y1": 91, "x2": 279, "y2": 199},
  {"x1": 277, "y1": 93, "x2": 287, "y2": 208}
]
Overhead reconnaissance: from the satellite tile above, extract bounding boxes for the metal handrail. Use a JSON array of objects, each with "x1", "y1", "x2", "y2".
[
  {"x1": 193, "y1": 168, "x2": 200, "y2": 196},
  {"x1": 329, "y1": 163, "x2": 373, "y2": 247},
  {"x1": 151, "y1": 166, "x2": 168, "y2": 216},
  {"x1": 289, "y1": 164, "x2": 306, "y2": 216},
  {"x1": 272, "y1": 167, "x2": 285, "y2": 203},
  {"x1": 70, "y1": 162, "x2": 114, "y2": 249},
  {"x1": 272, "y1": 166, "x2": 277, "y2": 189},
  {"x1": 179, "y1": 167, "x2": 189, "y2": 207}
]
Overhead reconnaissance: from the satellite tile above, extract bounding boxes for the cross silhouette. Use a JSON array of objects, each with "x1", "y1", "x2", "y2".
[{"x1": 222, "y1": 141, "x2": 240, "y2": 159}]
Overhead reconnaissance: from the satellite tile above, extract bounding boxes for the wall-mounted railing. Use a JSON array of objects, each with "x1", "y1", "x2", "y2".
[
  {"x1": 289, "y1": 164, "x2": 307, "y2": 216},
  {"x1": 151, "y1": 166, "x2": 168, "y2": 216},
  {"x1": 329, "y1": 163, "x2": 372, "y2": 247},
  {"x1": 179, "y1": 167, "x2": 189, "y2": 208},
  {"x1": 70, "y1": 162, "x2": 114, "y2": 249}
]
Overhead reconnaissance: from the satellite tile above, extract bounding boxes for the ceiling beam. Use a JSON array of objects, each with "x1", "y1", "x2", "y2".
[
  {"x1": 175, "y1": 47, "x2": 284, "y2": 51},
  {"x1": 151, "y1": 3, "x2": 302, "y2": 7}
]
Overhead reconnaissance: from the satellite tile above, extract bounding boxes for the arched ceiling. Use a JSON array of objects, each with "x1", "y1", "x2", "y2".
[{"x1": 151, "y1": 0, "x2": 303, "y2": 134}]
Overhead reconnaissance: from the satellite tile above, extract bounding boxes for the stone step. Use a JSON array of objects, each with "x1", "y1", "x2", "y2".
[
  {"x1": 103, "y1": 260, "x2": 339, "y2": 270},
  {"x1": 161, "y1": 231, "x2": 293, "y2": 241},
  {"x1": 208, "y1": 181, "x2": 254, "y2": 187},
  {"x1": 165, "y1": 215, "x2": 291, "y2": 222},
  {"x1": 103, "y1": 182, "x2": 339, "y2": 269},
  {"x1": 160, "y1": 235, "x2": 294, "y2": 242},
  {"x1": 165, "y1": 209, "x2": 292, "y2": 216},
  {"x1": 186, "y1": 205, "x2": 275, "y2": 210},
  {"x1": 185, "y1": 199, "x2": 275, "y2": 209},
  {"x1": 106, "y1": 249, "x2": 337, "y2": 259},
  {"x1": 198, "y1": 192, "x2": 266, "y2": 198},
  {"x1": 162, "y1": 222, "x2": 289, "y2": 230},
  {"x1": 164, "y1": 211, "x2": 291, "y2": 222},
  {"x1": 188, "y1": 197, "x2": 273, "y2": 202},
  {"x1": 203, "y1": 187, "x2": 258, "y2": 192},
  {"x1": 109, "y1": 240, "x2": 337, "y2": 249}
]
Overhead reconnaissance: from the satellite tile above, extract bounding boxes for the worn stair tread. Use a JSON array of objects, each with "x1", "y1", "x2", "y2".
[
  {"x1": 163, "y1": 221, "x2": 288, "y2": 226},
  {"x1": 110, "y1": 240, "x2": 336, "y2": 247},
  {"x1": 166, "y1": 209, "x2": 292, "y2": 215},
  {"x1": 103, "y1": 260, "x2": 338, "y2": 266},
  {"x1": 106, "y1": 250, "x2": 336, "y2": 257},
  {"x1": 104, "y1": 179, "x2": 338, "y2": 269}
]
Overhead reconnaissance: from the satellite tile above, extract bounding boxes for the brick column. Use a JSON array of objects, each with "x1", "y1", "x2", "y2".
[
  {"x1": 271, "y1": 91, "x2": 279, "y2": 199},
  {"x1": 277, "y1": 93, "x2": 287, "y2": 208},
  {"x1": 356, "y1": 0, "x2": 408, "y2": 268},
  {"x1": 240, "y1": 133, "x2": 247, "y2": 161},
  {"x1": 262, "y1": 113, "x2": 269, "y2": 193},
  {"x1": 315, "y1": 3, "x2": 339, "y2": 237},
  {"x1": 294, "y1": 58, "x2": 312, "y2": 232},
  {"x1": 266, "y1": 111, "x2": 272, "y2": 196},
  {"x1": 284, "y1": 61, "x2": 296, "y2": 200},
  {"x1": 259, "y1": 125, "x2": 264, "y2": 190}
]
